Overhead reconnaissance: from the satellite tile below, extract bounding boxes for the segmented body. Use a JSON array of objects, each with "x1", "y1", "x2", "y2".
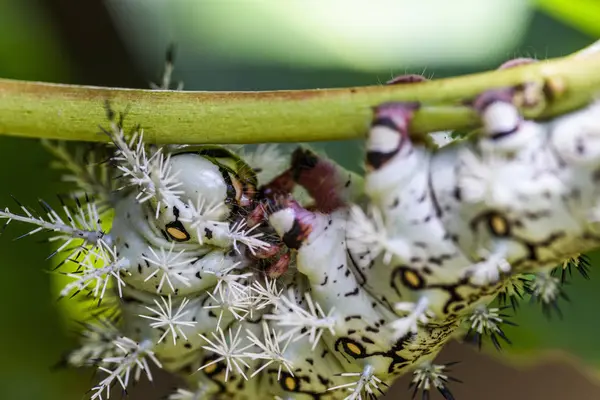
[{"x1": 2, "y1": 78, "x2": 600, "y2": 400}]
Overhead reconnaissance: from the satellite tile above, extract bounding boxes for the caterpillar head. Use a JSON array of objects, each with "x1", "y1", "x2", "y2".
[{"x1": 152, "y1": 146, "x2": 259, "y2": 245}]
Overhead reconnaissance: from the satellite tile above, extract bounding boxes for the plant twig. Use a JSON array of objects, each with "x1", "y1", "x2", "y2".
[{"x1": 1, "y1": 47, "x2": 600, "y2": 144}]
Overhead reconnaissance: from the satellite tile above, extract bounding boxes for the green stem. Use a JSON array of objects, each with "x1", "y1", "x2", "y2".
[{"x1": 1, "y1": 51, "x2": 600, "y2": 144}]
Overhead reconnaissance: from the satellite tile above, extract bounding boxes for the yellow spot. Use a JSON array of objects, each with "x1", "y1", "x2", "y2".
[
  {"x1": 346, "y1": 342, "x2": 362, "y2": 355},
  {"x1": 284, "y1": 376, "x2": 297, "y2": 391},
  {"x1": 403, "y1": 270, "x2": 422, "y2": 288},
  {"x1": 490, "y1": 215, "x2": 509, "y2": 236},
  {"x1": 167, "y1": 226, "x2": 188, "y2": 241},
  {"x1": 203, "y1": 363, "x2": 217, "y2": 375}
]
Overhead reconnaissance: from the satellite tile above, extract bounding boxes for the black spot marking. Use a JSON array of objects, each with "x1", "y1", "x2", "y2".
[
  {"x1": 453, "y1": 186, "x2": 462, "y2": 201},
  {"x1": 317, "y1": 374, "x2": 330, "y2": 386},
  {"x1": 490, "y1": 125, "x2": 519, "y2": 141},
  {"x1": 282, "y1": 219, "x2": 305, "y2": 249},
  {"x1": 366, "y1": 150, "x2": 399, "y2": 170},
  {"x1": 361, "y1": 336, "x2": 375, "y2": 344}
]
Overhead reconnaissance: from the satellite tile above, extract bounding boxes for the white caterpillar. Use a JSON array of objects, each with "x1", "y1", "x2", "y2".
[{"x1": 2, "y1": 68, "x2": 600, "y2": 400}]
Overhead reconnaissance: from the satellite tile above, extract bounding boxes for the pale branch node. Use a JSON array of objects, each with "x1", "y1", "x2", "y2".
[
  {"x1": 60, "y1": 239, "x2": 130, "y2": 300},
  {"x1": 346, "y1": 204, "x2": 412, "y2": 265},
  {"x1": 249, "y1": 276, "x2": 284, "y2": 311},
  {"x1": 327, "y1": 365, "x2": 386, "y2": 400},
  {"x1": 264, "y1": 288, "x2": 337, "y2": 350},
  {"x1": 227, "y1": 219, "x2": 271, "y2": 256},
  {"x1": 463, "y1": 243, "x2": 511, "y2": 286},
  {"x1": 91, "y1": 337, "x2": 162, "y2": 400},
  {"x1": 527, "y1": 272, "x2": 568, "y2": 318},
  {"x1": 244, "y1": 320, "x2": 294, "y2": 380},
  {"x1": 465, "y1": 305, "x2": 514, "y2": 350},
  {"x1": 0, "y1": 197, "x2": 108, "y2": 260},
  {"x1": 205, "y1": 262, "x2": 254, "y2": 302},
  {"x1": 171, "y1": 191, "x2": 268, "y2": 253},
  {"x1": 198, "y1": 326, "x2": 254, "y2": 382},
  {"x1": 204, "y1": 284, "x2": 253, "y2": 331},
  {"x1": 66, "y1": 319, "x2": 122, "y2": 367},
  {"x1": 179, "y1": 194, "x2": 229, "y2": 245},
  {"x1": 139, "y1": 295, "x2": 198, "y2": 345},
  {"x1": 529, "y1": 273, "x2": 561, "y2": 304},
  {"x1": 409, "y1": 362, "x2": 460, "y2": 400},
  {"x1": 108, "y1": 124, "x2": 184, "y2": 217},
  {"x1": 141, "y1": 242, "x2": 197, "y2": 293},
  {"x1": 391, "y1": 297, "x2": 433, "y2": 340},
  {"x1": 1, "y1": 41, "x2": 600, "y2": 144}
]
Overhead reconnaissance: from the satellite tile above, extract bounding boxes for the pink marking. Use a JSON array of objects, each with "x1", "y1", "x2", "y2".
[
  {"x1": 498, "y1": 58, "x2": 537, "y2": 70},
  {"x1": 252, "y1": 243, "x2": 282, "y2": 259},
  {"x1": 246, "y1": 203, "x2": 267, "y2": 228},
  {"x1": 373, "y1": 102, "x2": 420, "y2": 137},
  {"x1": 386, "y1": 74, "x2": 428, "y2": 85},
  {"x1": 472, "y1": 88, "x2": 515, "y2": 113},
  {"x1": 266, "y1": 252, "x2": 291, "y2": 278}
]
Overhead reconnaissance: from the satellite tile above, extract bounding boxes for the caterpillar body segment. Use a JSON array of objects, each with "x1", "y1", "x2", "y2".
[
  {"x1": 360, "y1": 102, "x2": 475, "y2": 312},
  {"x1": 267, "y1": 200, "x2": 406, "y2": 376}
]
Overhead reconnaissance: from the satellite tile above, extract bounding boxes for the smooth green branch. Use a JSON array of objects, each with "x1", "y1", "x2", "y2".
[{"x1": 1, "y1": 50, "x2": 600, "y2": 144}]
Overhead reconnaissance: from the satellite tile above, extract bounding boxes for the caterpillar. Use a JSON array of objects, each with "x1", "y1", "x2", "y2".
[{"x1": 1, "y1": 60, "x2": 599, "y2": 400}]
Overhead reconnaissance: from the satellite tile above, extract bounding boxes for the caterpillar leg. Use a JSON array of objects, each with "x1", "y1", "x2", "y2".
[
  {"x1": 253, "y1": 146, "x2": 365, "y2": 277},
  {"x1": 261, "y1": 147, "x2": 363, "y2": 213}
]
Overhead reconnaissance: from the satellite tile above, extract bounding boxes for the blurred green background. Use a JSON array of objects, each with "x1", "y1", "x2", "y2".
[{"x1": 1, "y1": 1, "x2": 600, "y2": 399}]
